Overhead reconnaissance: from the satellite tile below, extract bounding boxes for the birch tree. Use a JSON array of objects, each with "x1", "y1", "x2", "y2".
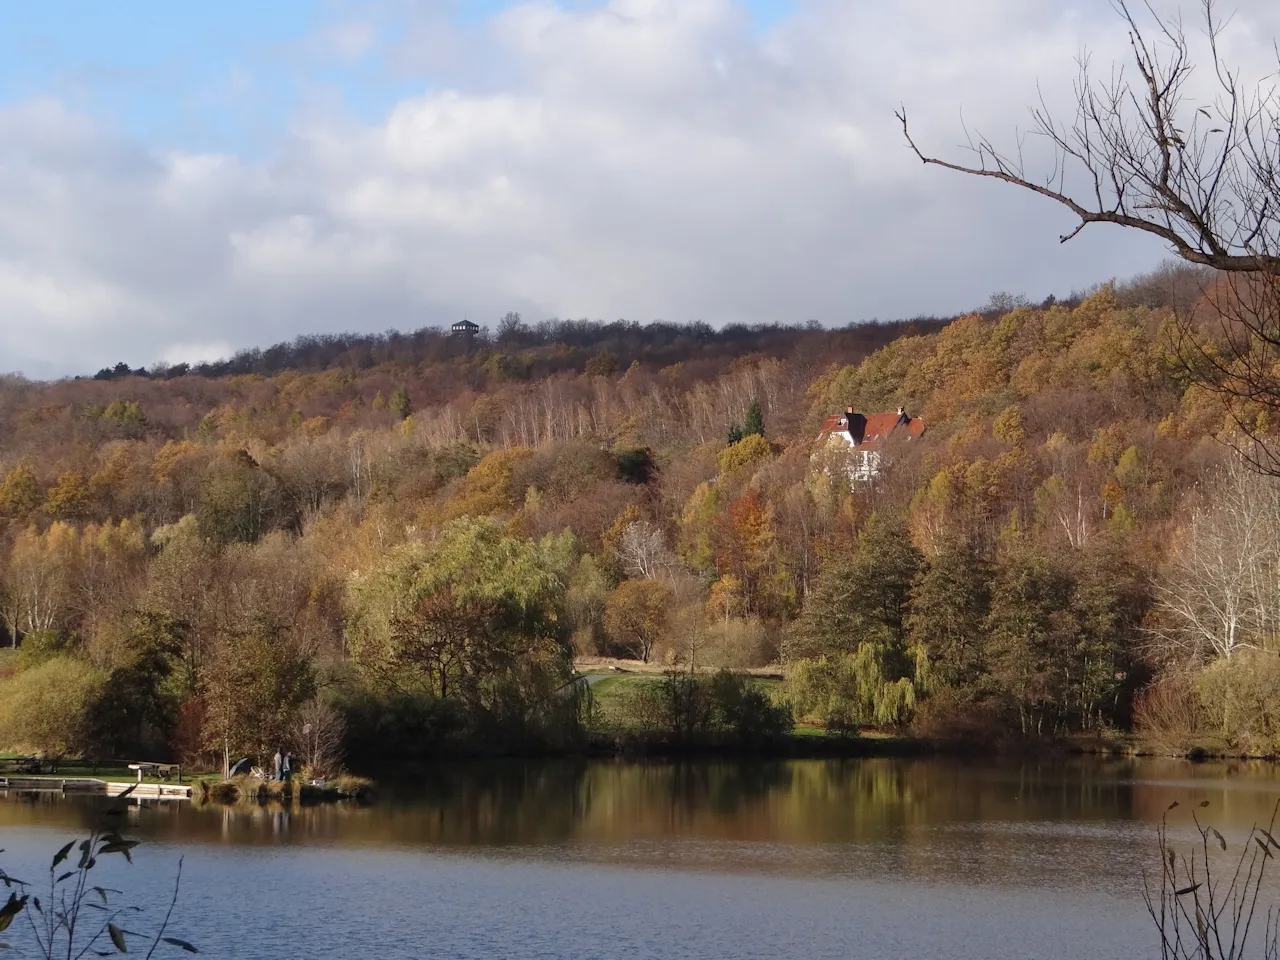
[{"x1": 1150, "y1": 460, "x2": 1280, "y2": 661}]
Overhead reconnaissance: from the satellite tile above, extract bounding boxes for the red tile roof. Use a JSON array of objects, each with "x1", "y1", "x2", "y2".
[
  {"x1": 818, "y1": 414, "x2": 845, "y2": 434},
  {"x1": 817, "y1": 409, "x2": 925, "y2": 446}
]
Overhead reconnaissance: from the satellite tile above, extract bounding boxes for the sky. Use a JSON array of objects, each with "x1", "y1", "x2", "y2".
[{"x1": 0, "y1": 0, "x2": 1275, "y2": 378}]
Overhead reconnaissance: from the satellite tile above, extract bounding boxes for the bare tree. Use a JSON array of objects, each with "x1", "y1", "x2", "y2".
[
  {"x1": 898, "y1": 0, "x2": 1280, "y2": 469},
  {"x1": 1149, "y1": 458, "x2": 1280, "y2": 661},
  {"x1": 292, "y1": 698, "x2": 347, "y2": 779},
  {"x1": 615, "y1": 520, "x2": 677, "y2": 580}
]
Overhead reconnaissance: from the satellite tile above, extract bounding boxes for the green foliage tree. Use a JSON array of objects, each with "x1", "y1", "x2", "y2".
[
  {"x1": 0, "y1": 656, "x2": 107, "y2": 757},
  {"x1": 86, "y1": 613, "x2": 185, "y2": 757},
  {"x1": 345, "y1": 517, "x2": 579, "y2": 742},
  {"x1": 788, "y1": 515, "x2": 921, "y2": 660},
  {"x1": 1065, "y1": 541, "x2": 1144, "y2": 728},
  {"x1": 784, "y1": 515, "x2": 924, "y2": 729},
  {"x1": 196, "y1": 450, "x2": 285, "y2": 545},
  {"x1": 984, "y1": 542, "x2": 1074, "y2": 735},
  {"x1": 201, "y1": 624, "x2": 316, "y2": 775}
]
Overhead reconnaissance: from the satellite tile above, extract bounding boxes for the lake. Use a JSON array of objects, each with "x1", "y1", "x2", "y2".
[{"x1": 3, "y1": 756, "x2": 1279, "y2": 959}]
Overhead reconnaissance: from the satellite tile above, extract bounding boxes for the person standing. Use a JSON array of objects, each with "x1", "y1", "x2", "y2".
[
  {"x1": 272, "y1": 748, "x2": 282, "y2": 782},
  {"x1": 282, "y1": 751, "x2": 293, "y2": 783}
]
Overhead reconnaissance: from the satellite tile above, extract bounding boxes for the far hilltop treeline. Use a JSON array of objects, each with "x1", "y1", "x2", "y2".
[
  {"x1": 0, "y1": 260, "x2": 1259, "y2": 774},
  {"x1": 86, "y1": 315, "x2": 951, "y2": 383},
  {"x1": 82, "y1": 266, "x2": 1202, "y2": 384}
]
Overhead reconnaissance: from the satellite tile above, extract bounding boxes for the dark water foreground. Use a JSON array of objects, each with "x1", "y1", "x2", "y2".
[{"x1": 3, "y1": 757, "x2": 1280, "y2": 959}]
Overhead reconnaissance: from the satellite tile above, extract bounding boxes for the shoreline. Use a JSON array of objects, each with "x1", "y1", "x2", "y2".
[
  {"x1": 197, "y1": 774, "x2": 375, "y2": 805},
  {"x1": 343, "y1": 731, "x2": 1279, "y2": 777}
]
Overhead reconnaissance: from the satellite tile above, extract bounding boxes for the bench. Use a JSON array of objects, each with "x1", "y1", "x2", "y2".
[{"x1": 127, "y1": 762, "x2": 182, "y2": 783}]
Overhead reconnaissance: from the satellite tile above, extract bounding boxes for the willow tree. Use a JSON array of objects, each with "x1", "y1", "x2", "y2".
[
  {"x1": 345, "y1": 518, "x2": 580, "y2": 740},
  {"x1": 898, "y1": 0, "x2": 1280, "y2": 470}
]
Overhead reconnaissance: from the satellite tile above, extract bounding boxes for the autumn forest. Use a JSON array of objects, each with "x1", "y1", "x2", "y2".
[{"x1": 0, "y1": 265, "x2": 1271, "y2": 770}]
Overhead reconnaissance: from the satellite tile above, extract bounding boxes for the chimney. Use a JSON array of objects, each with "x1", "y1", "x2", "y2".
[{"x1": 897, "y1": 406, "x2": 906, "y2": 420}]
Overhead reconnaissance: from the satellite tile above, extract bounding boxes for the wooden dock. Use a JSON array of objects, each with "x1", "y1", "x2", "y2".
[{"x1": 0, "y1": 776, "x2": 191, "y2": 799}]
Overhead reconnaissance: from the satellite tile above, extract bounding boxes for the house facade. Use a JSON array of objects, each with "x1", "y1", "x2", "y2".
[{"x1": 816, "y1": 406, "x2": 925, "y2": 481}]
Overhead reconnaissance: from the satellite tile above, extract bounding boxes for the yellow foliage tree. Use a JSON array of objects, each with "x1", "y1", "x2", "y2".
[
  {"x1": 0, "y1": 465, "x2": 40, "y2": 519},
  {"x1": 716, "y1": 433, "x2": 773, "y2": 476},
  {"x1": 45, "y1": 470, "x2": 93, "y2": 520}
]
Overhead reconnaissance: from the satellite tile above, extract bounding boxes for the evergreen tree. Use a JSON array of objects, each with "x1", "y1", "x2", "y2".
[
  {"x1": 743, "y1": 397, "x2": 765, "y2": 437},
  {"x1": 390, "y1": 386, "x2": 412, "y2": 420},
  {"x1": 788, "y1": 514, "x2": 921, "y2": 659},
  {"x1": 906, "y1": 538, "x2": 991, "y2": 690},
  {"x1": 726, "y1": 424, "x2": 743, "y2": 445},
  {"x1": 1064, "y1": 540, "x2": 1144, "y2": 729},
  {"x1": 984, "y1": 541, "x2": 1073, "y2": 735}
]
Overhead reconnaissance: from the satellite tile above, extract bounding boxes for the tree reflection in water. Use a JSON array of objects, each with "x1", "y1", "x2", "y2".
[{"x1": 3, "y1": 757, "x2": 1280, "y2": 895}]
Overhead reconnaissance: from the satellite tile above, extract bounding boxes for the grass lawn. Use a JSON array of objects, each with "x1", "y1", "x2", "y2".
[
  {"x1": 0, "y1": 757, "x2": 196, "y2": 784},
  {"x1": 793, "y1": 723, "x2": 827, "y2": 738},
  {"x1": 583, "y1": 673, "x2": 654, "y2": 699},
  {"x1": 583, "y1": 670, "x2": 795, "y2": 734}
]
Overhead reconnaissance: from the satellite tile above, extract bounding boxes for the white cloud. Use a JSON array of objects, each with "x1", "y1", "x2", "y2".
[
  {"x1": 1, "y1": 0, "x2": 1278, "y2": 377},
  {"x1": 160, "y1": 341, "x2": 234, "y2": 367},
  {"x1": 322, "y1": 21, "x2": 378, "y2": 62}
]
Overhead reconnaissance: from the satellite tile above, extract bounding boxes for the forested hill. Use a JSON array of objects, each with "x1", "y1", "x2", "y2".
[
  {"x1": 2, "y1": 315, "x2": 947, "y2": 458},
  {"x1": 0, "y1": 262, "x2": 1268, "y2": 767}
]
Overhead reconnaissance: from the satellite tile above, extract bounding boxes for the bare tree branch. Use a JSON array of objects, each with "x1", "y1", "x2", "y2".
[{"x1": 897, "y1": 0, "x2": 1280, "y2": 275}]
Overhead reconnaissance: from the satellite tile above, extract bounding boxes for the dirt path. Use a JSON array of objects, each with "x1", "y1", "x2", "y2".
[{"x1": 575, "y1": 657, "x2": 784, "y2": 679}]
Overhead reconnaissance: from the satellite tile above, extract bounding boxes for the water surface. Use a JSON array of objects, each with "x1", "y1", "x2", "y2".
[{"x1": 3, "y1": 757, "x2": 1277, "y2": 959}]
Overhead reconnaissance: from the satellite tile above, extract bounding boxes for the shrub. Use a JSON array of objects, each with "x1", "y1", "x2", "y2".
[
  {"x1": 614, "y1": 674, "x2": 712, "y2": 738},
  {"x1": 0, "y1": 656, "x2": 107, "y2": 757},
  {"x1": 613, "y1": 671, "x2": 792, "y2": 745},
  {"x1": 16, "y1": 629, "x2": 71, "y2": 669},
  {"x1": 910, "y1": 687, "x2": 1003, "y2": 744},
  {"x1": 1133, "y1": 672, "x2": 1202, "y2": 755},
  {"x1": 337, "y1": 690, "x2": 464, "y2": 768},
  {"x1": 708, "y1": 671, "x2": 792, "y2": 744},
  {"x1": 701, "y1": 617, "x2": 775, "y2": 669},
  {"x1": 1195, "y1": 651, "x2": 1280, "y2": 755},
  {"x1": 656, "y1": 672, "x2": 715, "y2": 739}
]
